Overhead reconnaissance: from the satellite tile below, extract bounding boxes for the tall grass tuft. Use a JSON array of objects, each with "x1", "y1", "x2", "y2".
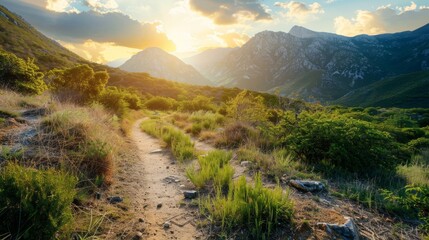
[
  {"x1": 186, "y1": 150, "x2": 233, "y2": 190},
  {"x1": 0, "y1": 163, "x2": 77, "y2": 239},
  {"x1": 204, "y1": 174, "x2": 294, "y2": 239},
  {"x1": 140, "y1": 119, "x2": 195, "y2": 162}
]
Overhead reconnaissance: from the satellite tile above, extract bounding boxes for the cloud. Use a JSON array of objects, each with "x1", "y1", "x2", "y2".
[
  {"x1": 58, "y1": 39, "x2": 139, "y2": 63},
  {"x1": 188, "y1": 0, "x2": 272, "y2": 25},
  {"x1": 217, "y1": 32, "x2": 250, "y2": 47},
  {"x1": 84, "y1": 0, "x2": 119, "y2": 13},
  {"x1": 334, "y1": 3, "x2": 429, "y2": 36},
  {"x1": 46, "y1": 0, "x2": 78, "y2": 12},
  {"x1": 275, "y1": 1, "x2": 324, "y2": 22},
  {"x1": 1, "y1": 1, "x2": 176, "y2": 51}
]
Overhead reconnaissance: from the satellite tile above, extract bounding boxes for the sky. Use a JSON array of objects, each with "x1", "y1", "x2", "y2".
[{"x1": 1, "y1": 0, "x2": 429, "y2": 64}]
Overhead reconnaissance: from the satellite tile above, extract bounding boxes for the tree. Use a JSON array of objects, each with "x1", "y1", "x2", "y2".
[
  {"x1": 48, "y1": 64, "x2": 108, "y2": 103},
  {"x1": 0, "y1": 50, "x2": 46, "y2": 94}
]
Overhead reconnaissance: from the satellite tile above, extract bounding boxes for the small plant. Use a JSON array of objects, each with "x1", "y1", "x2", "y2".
[
  {"x1": 204, "y1": 174, "x2": 294, "y2": 239},
  {"x1": 140, "y1": 120, "x2": 195, "y2": 162},
  {"x1": 383, "y1": 185, "x2": 429, "y2": 232},
  {"x1": 186, "y1": 150, "x2": 233, "y2": 190},
  {"x1": 0, "y1": 163, "x2": 77, "y2": 239}
]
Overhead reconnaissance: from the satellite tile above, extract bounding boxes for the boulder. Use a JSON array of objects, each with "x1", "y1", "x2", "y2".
[
  {"x1": 107, "y1": 196, "x2": 123, "y2": 204},
  {"x1": 289, "y1": 180, "x2": 325, "y2": 192},
  {"x1": 317, "y1": 217, "x2": 359, "y2": 240},
  {"x1": 184, "y1": 190, "x2": 198, "y2": 199}
]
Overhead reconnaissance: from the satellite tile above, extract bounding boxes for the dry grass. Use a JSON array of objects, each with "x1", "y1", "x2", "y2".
[
  {"x1": 31, "y1": 103, "x2": 123, "y2": 186},
  {"x1": 215, "y1": 121, "x2": 258, "y2": 148}
]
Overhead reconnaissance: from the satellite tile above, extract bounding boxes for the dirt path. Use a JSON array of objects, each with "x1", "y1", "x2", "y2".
[{"x1": 127, "y1": 119, "x2": 202, "y2": 240}]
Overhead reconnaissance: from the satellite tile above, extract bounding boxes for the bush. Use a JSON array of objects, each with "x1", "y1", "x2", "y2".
[
  {"x1": 0, "y1": 50, "x2": 46, "y2": 94},
  {"x1": 48, "y1": 64, "x2": 108, "y2": 104},
  {"x1": 145, "y1": 96, "x2": 177, "y2": 111},
  {"x1": 274, "y1": 112, "x2": 402, "y2": 174},
  {"x1": 179, "y1": 95, "x2": 216, "y2": 112},
  {"x1": 0, "y1": 163, "x2": 77, "y2": 239},
  {"x1": 226, "y1": 90, "x2": 269, "y2": 125},
  {"x1": 99, "y1": 87, "x2": 142, "y2": 116},
  {"x1": 204, "y1": 174, "x2": 293, "y2": 239},
  {"x1": 383, "y1": 185, "x2": 429, "y2": 232},
  {"x1": 215, "y1": 122, "x2": 258, "y2": 148}
]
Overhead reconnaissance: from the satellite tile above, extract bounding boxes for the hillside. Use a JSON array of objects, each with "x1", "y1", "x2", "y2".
[
  {"x1": 120, "y1": 48, "x2": 212, "y2": 86},
  {"x1": 201, "y1": 24, "x2": 429, "y2": 102},
  {"x1": 0, "y1": 5, "x2": 86, "y2": 70},
  {"x1": 334, "y1": 70, "x2": 429, "y2": 108}
]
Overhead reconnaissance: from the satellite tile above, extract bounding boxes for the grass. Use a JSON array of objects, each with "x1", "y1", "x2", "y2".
[
  {"x1": 140, "y1": 119, "x2": 195, "y2": 162},
  {"x1": 203, "y1": 174, "x2": 294, "y2": 239},
  {"x1": 34, "y1": 103, "x2": 122, "y2": 186},
  {"x1": 186, "y1": 150, "x2": 233, "y2": 190}
]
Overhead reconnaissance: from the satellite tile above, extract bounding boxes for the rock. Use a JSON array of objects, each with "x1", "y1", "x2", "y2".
[
  {"x1": 179, "y1": 184, "x2": 186, "y2": 189},
  {"x1": 163, "y1": 221, "x2": 171, "y2": 229},
  {"x1": 107, "y1": 196, "x2": 123, "y2": 204},
  {"x1": 134, "y1": 231, "x2": 143, "y2": 239},
  {"x1": 157, "y1": 203, "x2": 163, "y2": 209},
  {"x1": 240, "y1": 161, "x2": 251, "y2": 167},
  {"x1": 317, "y1": 217, "x2": 359, "y2": 240},
  {"x1": 289, "y1": 180, "x2": 325, "y2": 193},
  {"x1": 139, "y1": 218, "x2": 145, "y2": 223},
  {"x1": 150, "y1": 149, "x2": 164, "y2": 154},
  {"x1": 184, "y1": 190, "x2": 198, "y2": 199}
]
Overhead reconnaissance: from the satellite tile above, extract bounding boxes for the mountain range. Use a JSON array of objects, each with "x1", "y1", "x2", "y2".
[
  {"x1": 188, "y1": 25, "x2": 429, "y2": 103},
  {"x1": 119, "y1": 48, "x2": 212, "y2": 86}
]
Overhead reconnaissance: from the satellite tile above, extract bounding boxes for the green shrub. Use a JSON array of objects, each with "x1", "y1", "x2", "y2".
[
  {"x1": 408, "y1": 138, "x2": 429, "y2": 153},
  {"x1": 0, "y1": 163, "x2": 77, "y2": 239},
  {"x1": 145, "y1": 96, "x2": 176, "y2": 111},
  {"x1": 226, "y1": 90, "x2": 269, "y2": 125},
  {"x1": 204, "y1": 174, "x2": 293, "y2": 239},
  {"x1": 0, "y1": 50, "x2": 46, "y2": 94},
  {"x1": 383, "y1": 185, "x2": 429, "y2": 232},
  {"x1": 48, "y1": 64, "x2": 108, "y2": 104},
  {"x1": 274, "y1": 112, "x2": 402, "y2": 175},
  {"x1": 179, "y1": 95, "x2": 216, "y2": 112}
]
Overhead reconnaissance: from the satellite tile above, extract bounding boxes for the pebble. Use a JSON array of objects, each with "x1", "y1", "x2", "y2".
[
  {"x1": 163, "y1": 221, "x2": 171, "y2": 229},
  {"x1": 157, "y1": 203, "x2": 163, "y2": 209}
]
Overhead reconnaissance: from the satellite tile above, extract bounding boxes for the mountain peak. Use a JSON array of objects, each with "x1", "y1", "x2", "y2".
[
  {"x1": 288, "y1": 26, "x2": 319, "y2": 38},
  {"x1": 413, "y1": 23, "x2": 429, "y2": 34}
]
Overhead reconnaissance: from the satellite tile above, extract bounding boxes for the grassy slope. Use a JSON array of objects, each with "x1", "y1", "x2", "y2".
[
  {"x1": 334, "y1": 70, "x2": 429, "y2": 108},
  {"x1": 0, "y1": 5, "x2": 87, "y2": 70}
]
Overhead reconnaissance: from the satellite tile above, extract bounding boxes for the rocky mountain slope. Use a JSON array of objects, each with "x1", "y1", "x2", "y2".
[
  {"x1": 200, "y1": 24, "x2": 429, "y2": 102},
  {"x1": 120, "y1": 48, "x2": 212, "y2": 86},
  {"x1": 0, "y1": 5, "x2": 86, "y2": 70}
]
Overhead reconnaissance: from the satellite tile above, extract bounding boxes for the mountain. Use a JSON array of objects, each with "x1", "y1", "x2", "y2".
[
  {"x1": 206, "y1": 24, "x2": 429, "y2": 102},
  {"x1": 334, "y1": 70, "x2": 429, "y2": 108},
  {"x1": 120, "y1": 48, "x2": 212, "y2": 86},
  {"x1": 183, "y1": 48, "x2": 237, "y2": 78},
  {"x1": 0, "y1": 5, "x2": 86, "y2": 70}
]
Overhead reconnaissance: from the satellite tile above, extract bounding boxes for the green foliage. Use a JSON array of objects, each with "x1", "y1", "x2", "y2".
[
  {"x1": 0, "y1": 163, "x2": 77, "y2": 239},
  {"x1": 144, "y1": 96, "x2": 177, "y2": 111},
  {"x1": 0, "y1": 50, "x2": 46, "y2": 94},
  {"x1": 408, "y1": 138, "x2": 429, "y2": 153},
  {"x1": 204, "y1": 174, "x2": 293, "y2": 239},
  {"x1": 188, "y1": 111, "x2": 224, "y2": 136},
  {"x1": 49, "y1": 64, "x2": 108, "y2": 104},
  {"x1": 99, "y1": 87, "x2": 142, "y2": 116},
  {"x1": 383, "y1": 185, "x2": 429, "y2": 232},
  {"x1": 274, "y1": 111, "x2": 402, "y2": 174},
  {"x1": 226, "y1": 90, "x2": 269, "y2": 125},
  {"x1": 140, "y1": 120, "x2": 195, "y2": 162},
  {"x1": 179, "y1": 95, "x2": 216, "y2": 112},
  {"x1": 186, "y1": 150, "x2": 233, "y2": 190}
]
